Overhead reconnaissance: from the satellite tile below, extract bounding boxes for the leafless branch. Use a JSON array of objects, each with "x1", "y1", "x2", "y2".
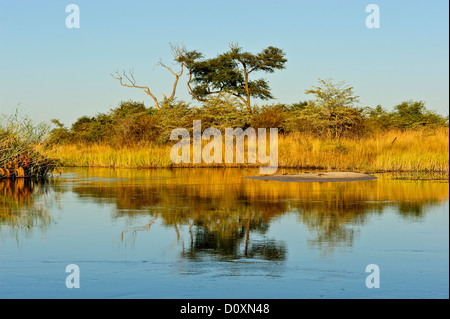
[
  {"x1": 111, "y1": 43, "x2": 187, "y2": 111},
  {"x1": 111, "y1": 69, "x2": 161, "y2": 110},
  {"x1": 158, "y1": 59, "x2": 183, "y2": 101}
]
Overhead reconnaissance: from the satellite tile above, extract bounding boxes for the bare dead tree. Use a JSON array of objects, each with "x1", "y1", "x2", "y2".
[{"x1": 111, "y1": 44, "x2": 185, "y2": 110}]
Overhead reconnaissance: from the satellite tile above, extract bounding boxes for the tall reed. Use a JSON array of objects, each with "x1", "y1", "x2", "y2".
[
  {"x1": 278, "y1": 127, "x2": 449, "y2": 173},
  {"x1": 0, "y1": 113, "x2": 58, "y2": 179},
  {"x1": 51, "y1": 127, "x2": 449, "y2": 173}
]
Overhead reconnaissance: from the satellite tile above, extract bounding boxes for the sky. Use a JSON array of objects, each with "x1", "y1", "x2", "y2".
[{"x1": 0, "y1": 0, "x2": 448, "y2": 126}]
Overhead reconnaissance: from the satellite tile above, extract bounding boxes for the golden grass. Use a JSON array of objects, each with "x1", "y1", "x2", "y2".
[
  {"x1": 50, "y1": 127, "x2": 449, "y2": 173},
  {"x1": 278, "y1": 127, "x2": 449, "y2": 173},
  {"x1": 50, "y1": 143, "x2": 174, "y2": 168}
]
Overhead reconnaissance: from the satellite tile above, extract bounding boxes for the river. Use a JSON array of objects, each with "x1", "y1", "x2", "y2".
[{"x1": 0, "y1": 168, "x2": 448, "y2": 298}]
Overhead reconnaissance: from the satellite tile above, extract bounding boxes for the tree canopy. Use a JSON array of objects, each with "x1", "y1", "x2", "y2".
[
  {"x1": 179, "y1": 43, "x2": 287, "y2": 111},
  {"x1": 300, "y1": 79, "x2": 364, "y2": 138}
]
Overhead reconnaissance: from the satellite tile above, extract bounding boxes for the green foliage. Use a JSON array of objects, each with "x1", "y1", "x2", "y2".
[
  {"x1": 194, "y1": 94, "x2": 251, "y2": 132},
  {"x1": 48, "y1": 101, "x2": 161, "y2": 146},
  {"x1": 391, "y1": 100, "x2": 447, "y2": 129},
  {"x1": 154, "y1": 100, "x2": 194, "y2": 143},
  {"x1": 47, "y1": 119, "x2": 71, "y2": 145},
  {"x1": 110, "y1": 100, "x2": 149, "y2": 118},
  {"x1": 287, "y1": 79, "x2": 366, "y2": 138},
  {"x1": 108, "y1": 101, "x2": 158, "y2": 146},
  {"x1": 288, "y1": 101, "x2": 309, "y2": 112},
  {"x1": 365, "y1": 105, "x2": 393, "y2": 131},
  {"x1": 181, "y1": 44, "x2": 287, "y2": 110},
  {"x1": 365, "y1": 101, "x2": 448, "y2": 132}
]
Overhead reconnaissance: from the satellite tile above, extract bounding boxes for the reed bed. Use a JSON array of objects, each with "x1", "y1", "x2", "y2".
[
  {"x1": 278, "y1": 127, "x2": 449, "y2": 173},
  {"x1": 0, "y1": 113, "x2": 58, "y2": 179},
  {"x1": 51, "y1": 127, "x2": 449, "y2": 173}
]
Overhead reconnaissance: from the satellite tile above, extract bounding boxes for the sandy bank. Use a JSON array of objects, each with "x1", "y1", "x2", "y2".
[{"x1": 244, "y1": 172, "x2": 378, "y2": 183}]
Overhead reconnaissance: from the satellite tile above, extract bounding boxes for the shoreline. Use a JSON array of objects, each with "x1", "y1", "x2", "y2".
[{"x1": 2, "y1": 165, "x2": 449, "y2": 181}]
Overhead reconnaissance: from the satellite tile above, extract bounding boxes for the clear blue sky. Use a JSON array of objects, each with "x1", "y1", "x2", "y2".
[{"x1": 0, "y1": 0, "x2": 448, "y2": 126}]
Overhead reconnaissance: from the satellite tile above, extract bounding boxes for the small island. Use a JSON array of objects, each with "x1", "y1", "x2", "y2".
[{"x1": 245, "y1": 172, "x2": 378, "y2": 183}]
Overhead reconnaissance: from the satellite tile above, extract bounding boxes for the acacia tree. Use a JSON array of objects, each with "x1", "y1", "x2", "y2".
[
  {"x1": 304, "y1": 79, "x2": 364, "y2": 138},
  {"x1": 178, "y1": 43, "x2": 287, "y2": 112},
  {"x1": 111, "y1": 44, "x2": 185, "y2": 110}
]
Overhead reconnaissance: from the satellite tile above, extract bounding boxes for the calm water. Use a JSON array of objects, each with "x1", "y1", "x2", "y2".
[{"x1": 0, "y1": 168, "x2": 448, "y2": 299}]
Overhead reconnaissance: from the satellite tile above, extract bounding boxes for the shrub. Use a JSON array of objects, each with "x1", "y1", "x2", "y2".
[
  {"x1": 194, "y1": 95, "x2": 250, "y2": 132},
  {"x1": 250, "y1": 104, "x2": 287, "y2": 132}
]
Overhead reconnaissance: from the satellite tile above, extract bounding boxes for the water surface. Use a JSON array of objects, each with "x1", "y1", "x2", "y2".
[{"x1": 0, "y1": 168, "x2": 448, "y2": 298}]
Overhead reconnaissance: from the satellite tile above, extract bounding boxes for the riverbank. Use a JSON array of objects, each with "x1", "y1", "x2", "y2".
[{"x1": 50, "y1": 127, "x2": 449, "y2": 174}]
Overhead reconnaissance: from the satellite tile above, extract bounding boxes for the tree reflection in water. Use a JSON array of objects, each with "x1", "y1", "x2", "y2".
[
  {"x1": 1, "y1": 168, "x2": 448, "y2": 258},
  {"x1": 67, "y1": 168, "x2": 449, "y2": 258}
]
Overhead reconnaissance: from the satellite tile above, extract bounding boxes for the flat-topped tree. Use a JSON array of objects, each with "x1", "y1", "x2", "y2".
[
  {"x1": 179, "y1": 43, "x2": 287, "y2": 112},
  {"x1": 111, "y1": 44, "x2": 185, "y2": 110}
]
